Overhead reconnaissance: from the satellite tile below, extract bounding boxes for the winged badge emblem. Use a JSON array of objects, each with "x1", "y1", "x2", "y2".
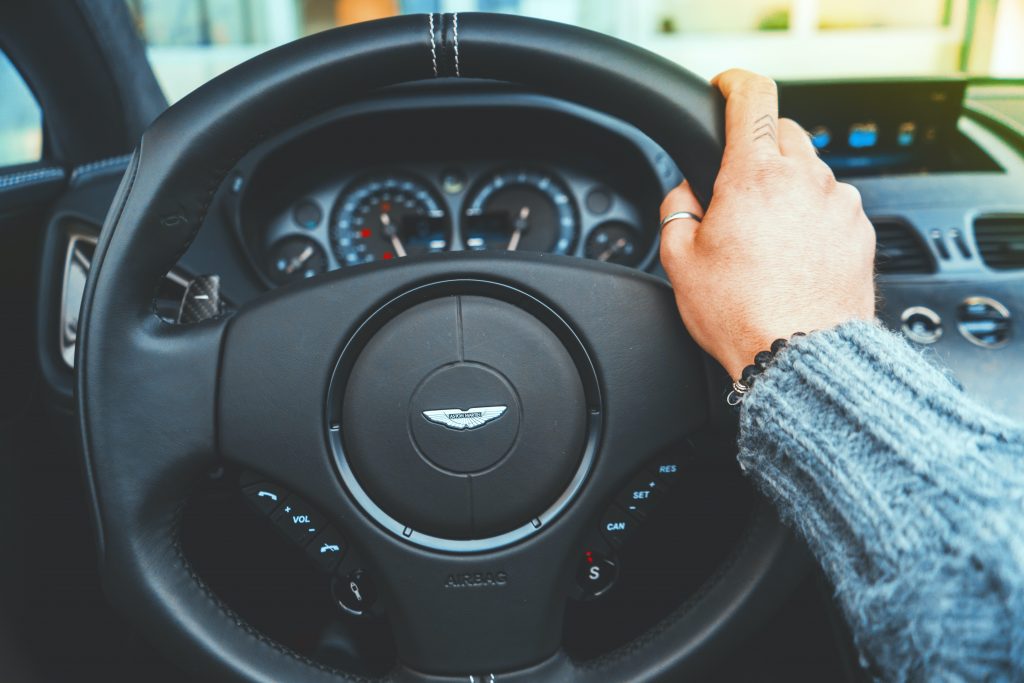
[{"x1": 422, "y1": 406, "x2": 508, "y2": 431}]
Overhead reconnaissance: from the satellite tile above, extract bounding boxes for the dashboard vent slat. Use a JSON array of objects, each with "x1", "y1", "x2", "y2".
[
  {"x1": 974, "y1": 216, "x2": 1024, "y2": 270},
  {"x1": 871, "y1": 219, "x2": 935, "y2": 275}
]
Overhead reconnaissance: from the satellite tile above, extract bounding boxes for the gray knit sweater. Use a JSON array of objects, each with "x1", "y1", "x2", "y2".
[{"x1": 738, "y1": 320, "x2": 1024, "y2": 682}]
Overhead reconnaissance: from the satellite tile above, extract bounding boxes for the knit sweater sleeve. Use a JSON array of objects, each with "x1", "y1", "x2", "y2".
[{"x1": 737, "y1": 320, "x2": 1024, "y2": 681}]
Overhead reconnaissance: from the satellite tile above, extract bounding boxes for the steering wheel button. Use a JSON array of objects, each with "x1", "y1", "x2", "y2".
[
  {"x1": 306, "y1": 527, "x2": 347, "y2": 573},
  {"x1": 577, "y1": 551, "x2": 618, "y2": 598},
  {"x1": 333, "y1": 570, "x2": 376, "y2": 616},
  {"x1": 242, "y1": 482, "x2": 288, "y2": 516},
  {"x1": 649, "y1": 454, "x2": 686, "y2": 487},
  {"x1": 614, "y1": 473, "x2": 662, "y2": 520},
  {"x1": 600, "y1": 505, "x2": 637, "y2": 548},
  {"x1": 272, "y1": 496, "x2": 324, "y2": 546}
]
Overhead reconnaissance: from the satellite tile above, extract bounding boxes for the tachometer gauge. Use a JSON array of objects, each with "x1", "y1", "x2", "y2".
[
  {"x1": 331, "y1": 174, "x2": 450, "y2": 266},
  {"x1": 266, "y1": 236, "x2": 327, "y2": 285},
  {"x1": 462, "y1": 169, "x2": 577, "y2": 254}
]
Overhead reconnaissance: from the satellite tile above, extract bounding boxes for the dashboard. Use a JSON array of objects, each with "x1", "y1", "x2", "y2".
[
  {"x1": 225, "y1": 85, "x2": 670, "y2": 289},
  {"x1": 258, "y1": 162, "x2": 650, "y2": 286},
  {"x1": 780, "y1": 78, "x2": 999, "y2": 175},
  {"x1": 43, "y1": 80, "x2": 1024, "y2": 417},
  {"x1": 203, "y1": 80, "x2": 1024, "y2": 426}
]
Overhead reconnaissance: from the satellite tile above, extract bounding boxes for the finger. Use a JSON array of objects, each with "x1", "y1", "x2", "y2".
[
  {"x1": 660, "y1": 180, "x2": 705, "y2": 224},
  {"x1": 659, "y1": 180, "x2": 704, "y2": 264},
  {"x1": 711, "y1": 69, "x2": 780, "y2": 163},
  {"x1": 778, "y1": 118, "x2": 817, "y2": 159}
]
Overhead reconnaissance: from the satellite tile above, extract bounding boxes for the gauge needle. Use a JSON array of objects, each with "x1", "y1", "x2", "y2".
[
  {"x1": 507, "y1": 206, "x2": 530, "y2": 251},
  {"x1": 597, "y1": 237, "x2": 629, "y2": 263},
  {"x1": 284, "y1": 245, "x2": 314, "y2": 274},
  {"x1": 380, "y1": 211, "x2": 407, "y2": 258}
]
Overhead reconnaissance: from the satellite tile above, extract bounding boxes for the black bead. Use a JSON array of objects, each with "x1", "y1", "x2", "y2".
[
  {"x1": 792, "y1": 331, "x2": 806, "y2": 338},
  {"x1": 754, "y1": 350, "x2": 773, "y2": 367},
  {"x1": 770, "y1": 338, "x2": 788, "y2": 355},
  {"x1": 740, "y1": 364, "x2": 761, "y2": 384}
]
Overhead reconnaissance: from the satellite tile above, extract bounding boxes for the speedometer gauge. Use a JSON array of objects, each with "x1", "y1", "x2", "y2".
[
  {"x1": 463, "y1": 169, "x2": 578, "y2": 254},
  {"x1": 331, "y1": 174, "x2": 450, "y2": 266}
]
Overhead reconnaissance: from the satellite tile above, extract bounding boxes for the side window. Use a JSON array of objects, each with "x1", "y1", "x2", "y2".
[{"x1": 0, "y1": 49, "x2": 43, "y2": 166}]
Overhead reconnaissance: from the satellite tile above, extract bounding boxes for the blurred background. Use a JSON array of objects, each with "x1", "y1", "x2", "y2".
[
  {"x1": 1, "y1": 0, "x2": 1022, "y2": 165},
  {"x1": 122, "y1": 0, "x2": 1024, "y2": 101}
]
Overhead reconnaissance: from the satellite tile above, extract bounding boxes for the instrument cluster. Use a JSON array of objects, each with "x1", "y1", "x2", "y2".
[{"x1": 259, "y1": 162, "x2": 653, "y2": 286}]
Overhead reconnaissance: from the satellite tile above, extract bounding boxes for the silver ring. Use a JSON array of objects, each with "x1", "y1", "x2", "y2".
[{"x1": 660, "y1": 211, "x2": 702, "y2": 229}]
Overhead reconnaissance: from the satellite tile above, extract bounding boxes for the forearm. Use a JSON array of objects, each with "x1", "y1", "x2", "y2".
[{"x1": 738, "y1": 321, "x2": 1024, "y2": 681}]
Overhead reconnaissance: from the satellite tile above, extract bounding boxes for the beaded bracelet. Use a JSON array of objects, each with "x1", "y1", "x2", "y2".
[{"x1": 726, "y1": 332, "x2": 806, "y2": 406}]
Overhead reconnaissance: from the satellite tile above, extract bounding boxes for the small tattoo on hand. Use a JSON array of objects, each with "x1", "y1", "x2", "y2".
[{"x1": 752, "y1": 114, "x2": 777, "y2": 143}]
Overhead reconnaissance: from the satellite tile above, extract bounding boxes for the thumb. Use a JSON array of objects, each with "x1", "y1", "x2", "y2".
[{"x1": 659, "y1": 180, "x2": 704, "y2": 271}]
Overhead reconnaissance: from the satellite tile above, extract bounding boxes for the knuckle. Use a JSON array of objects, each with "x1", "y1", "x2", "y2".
[
  {"x1": 715, "y1": 68, "x2": 752, "y2": 90},
  {"x1": 715, "y1": 67, "x2": 741, "y2": 82},
  {"x1": 816, "y1": 161, "x2": 838, "y2": 189},
  {"x1": 778, "y1": 117, "x2": 803, "y2": 132},
  {"x1": 749, "y1": 75, "x2": 778, "y2": 99},
  {"x1": 660, "y1": 185, "x2": 690, "y2": 216},
  {"x1": 836, "y1": 181, "x2": 863, "y2": 207},
  {"x1": 717, "y1": 69, "x2": 778, "y2": 100}
]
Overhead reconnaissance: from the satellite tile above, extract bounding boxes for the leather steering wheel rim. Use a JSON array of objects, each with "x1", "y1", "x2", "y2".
[{"x1": 77, "y1": 13, "x2": 803, "y2": 682}]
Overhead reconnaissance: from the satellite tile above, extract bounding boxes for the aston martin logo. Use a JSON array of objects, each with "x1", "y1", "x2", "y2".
[{"x1": 422, "y1": 406, "x2": 507, "y2": 431}]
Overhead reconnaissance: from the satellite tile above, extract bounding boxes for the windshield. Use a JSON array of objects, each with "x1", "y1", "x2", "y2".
[{"x1": 126, "y1": 0, "x2": 1024, "y2": 104}]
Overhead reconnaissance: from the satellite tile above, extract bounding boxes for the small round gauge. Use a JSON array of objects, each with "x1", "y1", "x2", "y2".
[
  {"x1": 584, "y1": 221, "x2": 642, "y2": 266},
  {"x1": 331, "y1": 174, "x2": 450, "y2": 266},
  {"x1": 292, "y1": 199, "x2": 322, "y2": 229},
  {"x1": 266, "y1": 235, "x2": 327, "y2": 285},
  {"x1": 462, "y1": 169, "x2": 577, "y2": 254}
]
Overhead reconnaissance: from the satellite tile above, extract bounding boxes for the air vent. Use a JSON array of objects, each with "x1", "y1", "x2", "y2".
[
  {"x1": 974, "y1": 216, "x2": 1024, "y2": 270},
  {"x1": 957, "y1": 297, "x2": 1012, "y2": 348},
  {"x1": 871, "y1": 219, "x2": 935, "y2": 275}
]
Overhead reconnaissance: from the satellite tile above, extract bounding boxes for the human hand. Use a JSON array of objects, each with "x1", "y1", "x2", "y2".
[{"x1": 660, "y1": 69, "x2": 876, "y2": 380}]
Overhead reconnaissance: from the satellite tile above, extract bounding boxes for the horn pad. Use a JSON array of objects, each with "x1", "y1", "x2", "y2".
[{"x1": 334, "y1": 288, "x2": 593, "y2": 546}]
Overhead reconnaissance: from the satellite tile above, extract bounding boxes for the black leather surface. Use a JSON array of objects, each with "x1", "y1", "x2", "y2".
[
  {"x1": 218, "y1": 263, "x2": 706, "y2": 673},
  {"x1": 76, "y1": 13, "x2": 798, "y2": 683}
]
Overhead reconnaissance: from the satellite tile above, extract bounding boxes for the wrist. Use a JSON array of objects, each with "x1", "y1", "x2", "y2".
[
  {"x1": 722, "y1": 335, "x2": 797, "y2": 380},
  {"x1": 720, "y1": 312, "x2": 876, "y2": 380},
  {"x1": 725, "y1": 334, "x2": 805, "y2": 405}
]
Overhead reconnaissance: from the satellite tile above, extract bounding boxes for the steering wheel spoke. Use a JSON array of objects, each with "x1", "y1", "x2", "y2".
[{"x1": 78, "y1": 308, "x2": 227, "y2": 571}]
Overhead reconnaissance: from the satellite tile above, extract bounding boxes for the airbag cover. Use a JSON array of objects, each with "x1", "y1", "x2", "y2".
[{"x1": 341, "y1": 294, "x2": 586, "y2": 539}]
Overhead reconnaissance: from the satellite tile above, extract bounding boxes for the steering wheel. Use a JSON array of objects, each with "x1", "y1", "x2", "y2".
[{"x1": 77, "y1": 13, "x2": 801, "y2": 682}]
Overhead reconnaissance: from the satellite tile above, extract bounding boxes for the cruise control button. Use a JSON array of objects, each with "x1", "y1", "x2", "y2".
[
  {"x1": 615, "y1": 473, "x2": 662, "y2": 519},
  {"x1": 242, "y1": 482, "x2": 288, "y2": 515},
  {"x1": 306, "y1": 527, "x2": 347, "y2": 573},
  {"x1": 272, "y1": 497, "x2": 324, "y2": 546},
  {"x1": 649, "y1": 454, "x2": 685, "y2": 487},
  {"x1": 600, "y1": 505, "x2": 637, "y2": 548},
  {"x1": 333, "y1": 570, "x2": 376, "y2": 615},
  {"x1": 577, "y1": 550, "x2": 618, "y2": 598}
]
